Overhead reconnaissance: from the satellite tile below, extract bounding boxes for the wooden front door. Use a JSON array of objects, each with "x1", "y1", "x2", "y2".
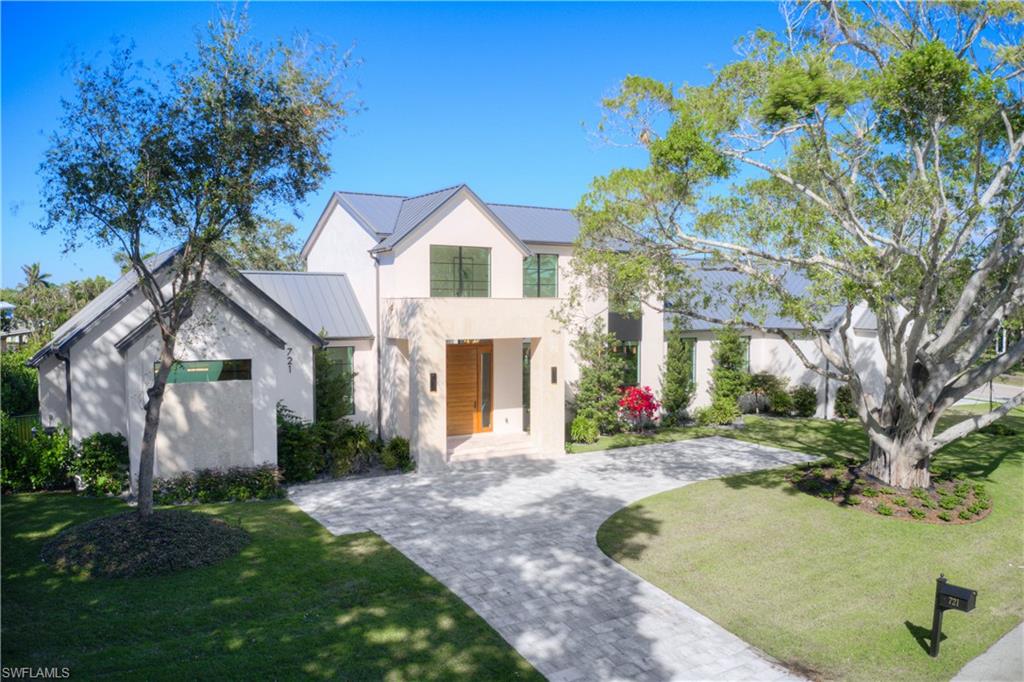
[{"x1": 446, "y1": 341, "x2": 493, "y2": 436}]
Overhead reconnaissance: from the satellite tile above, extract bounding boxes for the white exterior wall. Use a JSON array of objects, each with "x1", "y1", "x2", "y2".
[
  {"x1": 36, "y1": 354, "x2": 68, "y2": 428},
  {"x1": 324, "y1": 338, "x2": 376, "y2": 428},
  {"x1": 492, "y1": 337, "x2": 524, "y2": 433}
]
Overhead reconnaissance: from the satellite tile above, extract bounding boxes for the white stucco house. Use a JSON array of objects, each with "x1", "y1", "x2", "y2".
[{"x1": 32, "y1": 182, "x2": 882, "y2": 478}]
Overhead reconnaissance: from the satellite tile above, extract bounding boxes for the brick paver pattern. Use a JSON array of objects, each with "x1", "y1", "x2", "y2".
[{"x1": 289, "y1": 436, "x2": 815, "y2": 681}]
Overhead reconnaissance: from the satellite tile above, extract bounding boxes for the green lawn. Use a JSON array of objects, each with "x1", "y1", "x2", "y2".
[
  {"x1": 597, "y1": 410, "x2": 1024, "y2": 681},
  {"x1": 2, "y1": 495, "x2": 540, "y2": 681}
]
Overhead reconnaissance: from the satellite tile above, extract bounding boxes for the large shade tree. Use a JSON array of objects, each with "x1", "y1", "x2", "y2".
[
  {"x1": 40, "y1": 11, "x2": 353, "y2": 514},
  {"x1": 571, "y1": 1, "x2": 1023, "y2": 488}
]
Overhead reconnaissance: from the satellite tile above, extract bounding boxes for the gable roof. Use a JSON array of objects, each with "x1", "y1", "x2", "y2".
[
  {"x1": 27, "y1": 248, "x2": 181, "y2": 367},
  {"x1": 301, "y1": 184, "x2": 581, "y2": 258},
  {"x1": 241, "y1": 271, "x2": 373, "y2": 339},
  {"x1": 665, "y1": 264, "x2": 853, "y2": 332}
]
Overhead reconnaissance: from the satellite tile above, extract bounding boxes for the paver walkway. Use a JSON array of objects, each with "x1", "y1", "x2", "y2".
[{"x1": 289, "y1": 436, "x2": 815, "y2": 681}]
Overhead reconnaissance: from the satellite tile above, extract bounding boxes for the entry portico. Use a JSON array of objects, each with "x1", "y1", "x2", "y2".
[{"x1": 383, "y1": 296, "x2": 565, "y2": 470}]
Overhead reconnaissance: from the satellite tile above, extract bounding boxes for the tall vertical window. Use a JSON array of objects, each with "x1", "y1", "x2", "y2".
[
  {"x1": 319, "y1": 346, "x2": 355, "y2": 417},
  {"x1": 682, "y1": 337, "x2": 697, "y2": 383},
  {"x1": 523, "y1": 254, "x2": 558, "y2": 297},
  {"x1": 430, "y1": 245, "x2": 490, "y2": 297}
]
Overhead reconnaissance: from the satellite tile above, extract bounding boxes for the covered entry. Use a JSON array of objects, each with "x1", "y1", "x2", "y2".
[{"x1": 446, "y1": 340, "x2": 492, "y2": 436}]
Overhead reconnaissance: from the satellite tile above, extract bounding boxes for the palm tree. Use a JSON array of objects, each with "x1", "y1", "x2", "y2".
[{"x1": 21, "y1": 262, "x2": 53, "y2": 288}]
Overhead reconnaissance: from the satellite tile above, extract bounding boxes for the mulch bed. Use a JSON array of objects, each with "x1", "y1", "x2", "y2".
[
  {"x1": 787, "y1": 464, "x2": 992, "y2": 524},
  {"x1": 41, "y1": 509, "x2": 250, "y2": 578}
]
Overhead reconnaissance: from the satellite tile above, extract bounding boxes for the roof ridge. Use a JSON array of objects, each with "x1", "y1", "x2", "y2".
[
  {"x1": 400, "y1": 184, "x2": 464, "y2": 203},
  {"x1": 241, "y1": 270, "x2": 349, "y2": 277},
  {"x1": 336, "y1": 189, "x2": 408, "y2": 199},
  {"x1": 487, "y1": 200, "x2": 572, "y2": 212}
]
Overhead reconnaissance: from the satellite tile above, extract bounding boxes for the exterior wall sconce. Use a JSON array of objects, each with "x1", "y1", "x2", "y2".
[
  {"x1": 551, "y1": 367, "x2": 557, "y2": 384},
  {"x1": 429, "y1": 372, "x2": 437, "y2": 392}
]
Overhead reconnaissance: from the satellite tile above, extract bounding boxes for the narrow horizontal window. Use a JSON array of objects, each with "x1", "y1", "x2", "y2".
[{"x1": 157, "y1": 359, "x2": 252, "y2": 384}]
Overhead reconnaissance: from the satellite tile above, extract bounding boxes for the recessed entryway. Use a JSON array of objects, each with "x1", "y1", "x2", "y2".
[{"x1": 446, "y1": 340, "x2": 493, "y2": 436}]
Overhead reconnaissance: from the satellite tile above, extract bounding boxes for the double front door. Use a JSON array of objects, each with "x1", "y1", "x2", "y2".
[{"x1": 446, "y1": 341, "x2": 493, "y2": 436}]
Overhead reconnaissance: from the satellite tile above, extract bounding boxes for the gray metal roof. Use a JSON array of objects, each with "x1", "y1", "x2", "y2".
[
  {"x1": 320, "y1": 185, "x2": 581, "y2": 253},
  {"x1": 241, "y1": 271, "x2": 373, "y2": 339},
  {"x1": 665, "y1": 265, "x2": 850, "y2": 332},
  {"x1": 28, "y1": 248, "x2": 180, "y2": 366}
]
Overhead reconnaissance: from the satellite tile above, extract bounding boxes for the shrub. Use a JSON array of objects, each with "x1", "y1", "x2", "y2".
[
  {"x1": 834, "y1": 384, "x2": 856, "y2": 419},
  {"x1": 276, "y1": 403, "x2": 323, "y2": 483},
  {"x1": 789, "y1": 385, "x2": 818, "y2": 418},
  {"x1": 861, "y1": 486, "x2": 879, "y2": 498},
  {"x1": 0, "y1": 417, "x2": 74, "y2": 492},
  {"x1": 324, "y1": 421, "x2": 377, "y2": 477},
  {"x1": 876, "y1": 503, "x2": 894, "y2": 516},
  {"x1": 73, "y1": 432, "x2": 129, "y2": 495},
  {"x1": 892, "y1": 496, "x2": 909, "y2": 508},
  {"x1": 661, "y1": 327, "x2": 695, "y2": 419},
  {"x1": 939, "y1": 495, "x2": 960, "y2": 510},
  {"x1": 767, "y1": 385, "x2": 794, "y2": 415},
  {"x1": 572, "y1": 322, "x2": 627, "y2": 435},
  {"x1": 846, "y1": 495, "x2": 862, "y2": 505},
  {"x1": 570, "y1": 416, "x2": 600, "y2": 444},
  {"x1": 618, "y1": 385, "x2": 660, "y2": 432},
  {"x1": 709, "y1": 327, "x2": 750, "y2": 408},
  {"x1": 909, "y1": 508, "x2": 926, "y2": 519},
  {"x1": 380, "y1": 436, "x2": 413, "y2": 472},
  {"x1": 745, "y1": 373, "x2": 786, "y2": 414},
  {"x1": 958, "y1": 509, "x2": 974, "y2": 520},
  {"x1": 938, "y1": 511, "x2": 953, "y2": 522},
  {"x1": 154, "y1": 465, "x2": 282, "y2": 504},
  {"x1": 1, "y1": 344, "x2": 40, "y2": 417},
  {"x1": 694, "y1": 398, "x2": 740, "y2": 426}
]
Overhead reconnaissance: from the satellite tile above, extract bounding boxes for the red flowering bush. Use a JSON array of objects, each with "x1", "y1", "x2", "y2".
[{"x1": 618, "y1": 386, "x2": 660, "y2": 432}]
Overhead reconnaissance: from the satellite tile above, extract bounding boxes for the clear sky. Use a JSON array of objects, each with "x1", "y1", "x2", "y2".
[{"x1": 1, "y1": 1, "x2": 783, "y2": 287}]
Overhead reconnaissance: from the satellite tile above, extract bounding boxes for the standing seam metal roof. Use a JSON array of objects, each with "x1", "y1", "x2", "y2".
[
  {"x1": 328, "y1": 185, "x2": 582, "y2": 250},
  {"x1": 240, "y1": 271, "x2": 373, "y2": 339}
]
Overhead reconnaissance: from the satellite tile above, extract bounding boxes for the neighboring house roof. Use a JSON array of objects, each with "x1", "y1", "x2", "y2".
[
  {"x1": 27, "y1": 248, "x2": 180, "y2": 367},
  {"x1": 665, "y1": 265, "x2": 854, "y2": 332},
  {"x1": 301, "y1": 184, "x2": 581, "y2": 258},
  {"x1": 241, "y1": 271, "x2": 373, "y2": 339}
]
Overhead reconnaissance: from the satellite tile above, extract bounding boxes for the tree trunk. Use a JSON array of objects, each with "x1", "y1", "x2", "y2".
[
  {"x1": 137, "y1": 336, "x2": 177, "y2": 517},
  {"x1": 863, "y1": 438, "x2": 931, "y2": 489}
]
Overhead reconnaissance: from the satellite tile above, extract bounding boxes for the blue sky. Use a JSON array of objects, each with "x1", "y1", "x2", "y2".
[{"x1": 1, "y1": 1, "x2": 783, "y2": 287}]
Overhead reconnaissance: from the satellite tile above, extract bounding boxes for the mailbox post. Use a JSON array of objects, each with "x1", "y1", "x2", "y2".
[{"x1": 930, "y1": 574, "x2": 978, "y2": 657}]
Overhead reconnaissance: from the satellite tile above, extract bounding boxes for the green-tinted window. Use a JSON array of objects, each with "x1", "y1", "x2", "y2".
[
  {"x1": 740, "y1": 337, "x2": 751, "y2": 373},
  {"x1": 322, "y1": 346, "x2": 355, "y2": 417},
  {"x1": 430, "y1": 245, "x2": 490, "y2": 297},
  {"x1": 682, "y1": 337, "x2": 697, "y2": 382},
  {"x1": 158, "y1": 359, "x2": 252, "y2": 384},
  {"x1": 611, "y1": 341, "x2": 640, "y2": 387},
  {"x1": 523, "y1": 254, "x2": 558, "y2": 297}
]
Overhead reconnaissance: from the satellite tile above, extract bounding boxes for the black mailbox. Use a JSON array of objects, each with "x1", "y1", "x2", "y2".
[
  {"x1": 937, "y1": 581, "x2": 976, "y2": 612},
  {"x1": 930, "y1": 574, "x2": 978, "y2": 657}
]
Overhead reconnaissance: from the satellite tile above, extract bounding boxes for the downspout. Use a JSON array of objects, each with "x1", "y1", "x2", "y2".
[{"x1": 373, "y1": 251, "x2": 383, "y2": 439}]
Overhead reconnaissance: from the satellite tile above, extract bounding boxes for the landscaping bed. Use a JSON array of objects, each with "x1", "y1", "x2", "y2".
[
  {"x1": 41, "y1": 509, "x2": 251, "y2": 578},
  {"x1": 788, "y1": 464, "x2": 992, "y2": 524}
]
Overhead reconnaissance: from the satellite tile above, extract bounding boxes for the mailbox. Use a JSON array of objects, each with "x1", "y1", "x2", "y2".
[
  {"x1": 930, "y1": 574, "x2": 978, "y2": 657},
  {"x1": 936, "y1": 581, "x2": 976, "y2": 612}
]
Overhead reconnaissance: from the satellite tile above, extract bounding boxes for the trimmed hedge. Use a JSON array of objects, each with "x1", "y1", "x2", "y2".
[
  {"x1": 789, "y1": 385, "x2": 818, "y2": 418},
  {"x1": 153, "y1": 465, "x2": 283, "y2": 505}
]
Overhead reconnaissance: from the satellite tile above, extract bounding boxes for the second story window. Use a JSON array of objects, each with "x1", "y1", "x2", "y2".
[
  {"x1": 430, "y1": 245, "x2": 490, "y2": 297},
  {"x1": 523, "y1": 254, "x2": 558, "y2": 297}
]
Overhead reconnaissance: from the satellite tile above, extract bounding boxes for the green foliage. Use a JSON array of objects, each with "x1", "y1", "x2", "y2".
[
  {"x1": 275, "y1": 403, "x2": 322, "y2": 483},
  {"x1": 662, "y1": 327, "x2": 695, "y2": 418},
  {"x1": 2, "y1": 277, "x2": 112, "y2": 342},
  {"x1": 746, "y1": 372, "x2": 786, "y2": 414},
  {"x1": 958, "y1": 509, "x2": 974, "y2": 521},
  {"x1": 938, "y1": 511, "x2": 953, "y2": 522},
  {"x1": 153, "y1": 465, "x2": 282, "y2": 504},
  {"x1": 74, "y1": 432, "x2": 129, "y2": 495},
  {"x1": 789, "y1": 385, "x2": 818, "y2": 418},
  {"x1": 861, "y1": 486, "x2": 879, "y2": 498},
  {"x1": 220, "y1": 218, "x2": 304, "y2": 271},
  {"x1": 709, "y1": 327, "x2": 749, "y2": 410},
  {"x1": 323, "y1": 421, "x2": 378, "y2": 477},
  {"x1": 939, "y1": 495, "x2": 960, "y2": 510},
  {"x1": 572, "y1": 322, "x2": 627, "y2": 434},
  {"x1": 909, "y1": 508, "x2": 926, "y2": 519},
  {"x1": 872, "y1": 40, "x2": 970, "y2": 141},
  {"x1": 892, "y1": 496, "x2": 909, "y2": 508},
  {"x1": 315, "y1": 345, "x2": 353, "y2": 424},
  {"x1": 875, "y1": 503, "x2": 894, "y2": 516},
  {"x1": 380, "y1": 437, "x2": 413, "y2": 472},
  {"x1": 570, "y1": 416, "x2": 600, "y2": 444},
  {"x1": 767, "y1": 384, "x2": 794, "y2": 415},
  {"x1": 0, "y1": 419, "x2": 73, "y2": 492},
  {"x1": 762, "y1": 57, "x2": 857, "y2": 125},
  {"x1": 1, "y1": 344, "x2": 41, "y2": 417},
  {"x1": 846, "y1": 495, "x2": 862, "y2": 505},
  {"x1": 694, "y1": 398, "x2": 740, "y2": 426},
  {"x1": 834, "y1": 384, "x2": 856, "y2": 419}
]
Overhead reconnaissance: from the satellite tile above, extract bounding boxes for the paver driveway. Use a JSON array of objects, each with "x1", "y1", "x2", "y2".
[{"x1": 289, "y1": 436, "x2": 815, "y2": 681}]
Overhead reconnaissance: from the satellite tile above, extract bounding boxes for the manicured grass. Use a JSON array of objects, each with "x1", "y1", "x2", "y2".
[
  {"x1": 2, "y1": 495, "x2": 541, "y2": 681},
  {"x1": 597, "y1": 410, "x2": 1024, "y2": 681}
]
